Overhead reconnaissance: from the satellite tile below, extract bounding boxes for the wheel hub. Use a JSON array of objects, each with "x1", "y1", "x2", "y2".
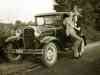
[
  {"x1": 45, "y1": 46, "x2": 57, "y2": 64},
  {"x1": 47, "y1": 48, "x2": 54, "y2": 60}
]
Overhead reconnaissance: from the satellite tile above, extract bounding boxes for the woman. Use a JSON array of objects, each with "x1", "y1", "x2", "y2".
[{"x1": 63, "y1": 6, "x2": 83, "y2": 58}]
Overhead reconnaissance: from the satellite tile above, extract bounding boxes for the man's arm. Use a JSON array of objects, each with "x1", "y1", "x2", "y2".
[
  {"x1": 68, "y1": 20, "x2": 80, "y2": 31},
  {"x1": 74, "y1": 26, "x2": 80, "y2": 31}
]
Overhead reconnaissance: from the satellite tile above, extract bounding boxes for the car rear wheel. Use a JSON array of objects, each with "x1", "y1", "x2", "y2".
[
  {"x1": 6, "y1": 42, "x2": 22, "y2": 62},
  {"x1": 41, "y1": 42, "x2": 58, "y2": 67}
]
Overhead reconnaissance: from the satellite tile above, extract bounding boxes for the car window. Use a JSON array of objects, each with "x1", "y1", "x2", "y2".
[
  {"x1": 37, "y1": 17, "x2": 44, "y2": 25},
  {"x1": 44, "y1": 16, "x2": 61, "y2": 25},
  {"x1": 44, "y1": 16, "x2": 56, "y2": 24},
  {"x1": 36, "y1": 16, "x2": 62, "y2": 26}
]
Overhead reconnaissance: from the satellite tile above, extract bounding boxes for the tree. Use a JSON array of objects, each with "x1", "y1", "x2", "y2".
[{"x1": 54, "y1": 0, "x2": 100, "y2": 41}]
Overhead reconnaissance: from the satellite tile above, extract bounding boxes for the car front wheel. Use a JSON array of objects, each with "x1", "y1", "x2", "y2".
[
  {"x1": 6, "y1": 42, "x2": 22, "y2": 62},
  {"x1": 41, "y1": 42, "x2": 58, "y2": 67}
]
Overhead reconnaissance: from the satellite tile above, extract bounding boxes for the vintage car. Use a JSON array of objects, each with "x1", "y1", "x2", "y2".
[{"x1": 5, "y1": 12, "x2": 86, "y2": 67}]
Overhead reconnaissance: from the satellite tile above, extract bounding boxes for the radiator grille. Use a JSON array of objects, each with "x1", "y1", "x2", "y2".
[{"x1": 23, "y1": 28, "x2": 35, "y2": 49}]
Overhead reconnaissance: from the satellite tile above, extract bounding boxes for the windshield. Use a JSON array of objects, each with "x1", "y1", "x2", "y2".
[
  {"x1": 37, "y1": 17, "x2": 44, "y2": 25},
  {"x1": 36, "y1": 16, "x2": 62, "y2": 26}
]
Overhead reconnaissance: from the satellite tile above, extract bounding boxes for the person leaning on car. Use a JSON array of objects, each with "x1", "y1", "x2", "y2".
[{"x1": 63, "y1": 9, "x2": 83, "y2": 58}]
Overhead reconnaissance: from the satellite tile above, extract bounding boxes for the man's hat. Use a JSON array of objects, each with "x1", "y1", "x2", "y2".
[{"x1": 73, "y1": 5, "x2": 82, "y2": 16}]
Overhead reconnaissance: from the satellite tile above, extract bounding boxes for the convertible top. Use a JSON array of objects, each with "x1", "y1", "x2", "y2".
[{"x1": 35, "y1": 12, "x2": 72, "y2": 17}]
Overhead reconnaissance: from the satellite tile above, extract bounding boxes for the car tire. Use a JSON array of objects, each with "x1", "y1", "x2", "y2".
[
  {"x1": 41, "y1": 42, "x2": 58, "y2": 67},
  {"x1": 6, "y1": 42, "x2": 22, "y2": 62}
]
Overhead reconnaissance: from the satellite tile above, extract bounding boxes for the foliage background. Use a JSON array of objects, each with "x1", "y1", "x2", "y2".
[
  {"x1": 54, "y1": 0, "x2": 100, "y2": 42},
  {"x1": 0, "y1": 0, "x2": 100, "y2": 47},
  {"x1": 0, "y1": 20, "x2": 33, "y2": 48}
]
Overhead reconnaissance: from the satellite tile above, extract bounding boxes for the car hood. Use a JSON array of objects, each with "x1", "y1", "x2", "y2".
[{"x1": 26, "y1": 25, "x2": 62, "y2": 37}]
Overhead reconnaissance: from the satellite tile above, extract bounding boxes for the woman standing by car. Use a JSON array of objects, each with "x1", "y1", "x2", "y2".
[{"x1": 63, "y1": 6, "x2": 84, "y2": 58}]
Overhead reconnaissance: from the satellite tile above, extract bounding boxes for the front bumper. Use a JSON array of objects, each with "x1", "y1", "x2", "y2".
[{"x1": 7, "y1": 49, "x2": 44, "y2": 54}]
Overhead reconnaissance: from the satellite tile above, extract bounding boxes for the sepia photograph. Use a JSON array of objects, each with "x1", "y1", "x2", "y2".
[{"x1": 0, "y1": 0, "x2": 100, "y2": 75}]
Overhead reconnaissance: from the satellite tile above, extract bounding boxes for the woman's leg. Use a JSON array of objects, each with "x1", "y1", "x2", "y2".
[{"x1": 70, "y1": 32, "x2": 82, "y2": 57}]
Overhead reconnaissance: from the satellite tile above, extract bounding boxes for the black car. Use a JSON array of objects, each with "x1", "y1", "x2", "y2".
[{"x1": 5, "y1": 12, "x2": 86, "y2": 67}]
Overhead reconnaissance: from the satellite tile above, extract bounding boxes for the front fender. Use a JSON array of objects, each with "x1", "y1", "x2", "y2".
[
  {"x1": 40, "y1": 36, "x2": 58, "y2": 44},
  {"x1": 5, "y1": 36, "x2": 18, "y2": 43}
]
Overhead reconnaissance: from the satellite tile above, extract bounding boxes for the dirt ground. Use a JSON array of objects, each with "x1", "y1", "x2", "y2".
[
  {"x1": 26, "y1": 42, "x2": 100, "y2": 75},
  {"x1": 0, "y1": 42, "x2": 100, "y2": 75}
]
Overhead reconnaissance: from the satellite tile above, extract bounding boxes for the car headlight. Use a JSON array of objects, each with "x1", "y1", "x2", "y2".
[
  {"x1": 26, "y1": 26, "x2": 41, "y2": 37},
  {"x1": 16, "y1": 29, "x2": 23, "y2": 37},
  {"x1": 34, "y1": 27, "x2": 41, "y2": 37}
]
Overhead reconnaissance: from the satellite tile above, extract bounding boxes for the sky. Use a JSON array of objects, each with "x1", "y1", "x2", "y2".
[{"x1": 0, "y1": 0, "x2": 55, "y2": 23}]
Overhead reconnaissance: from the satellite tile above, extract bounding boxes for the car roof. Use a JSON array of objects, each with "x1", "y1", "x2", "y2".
[{"x1": 35, "y1": 12, "x2": 71, "y2": 17}]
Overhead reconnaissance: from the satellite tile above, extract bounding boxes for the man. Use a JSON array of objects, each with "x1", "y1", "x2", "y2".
[{"x1": 63, "y1": 7, "x2": 83, "y2": 58}]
